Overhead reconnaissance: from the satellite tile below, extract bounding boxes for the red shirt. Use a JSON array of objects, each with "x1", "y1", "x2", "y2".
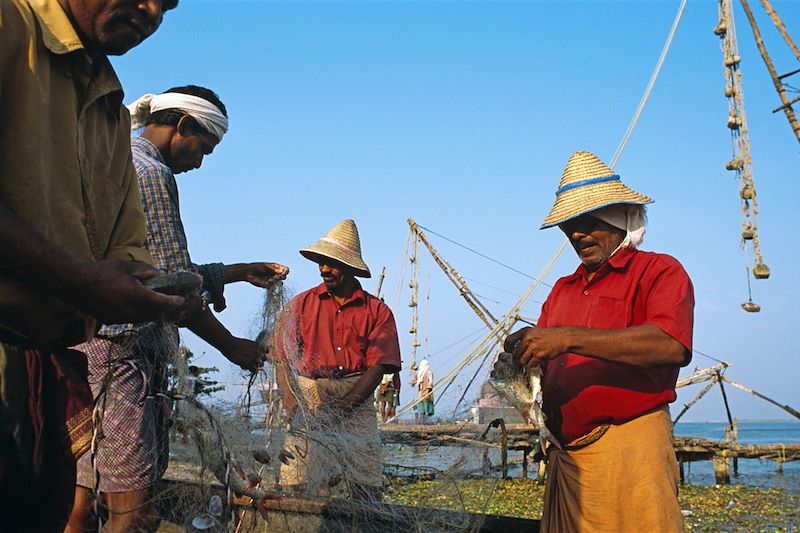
[
  {"x1": 538, "y1": 247, "x2": 694, "y2": 444},
  {"x1": 272, "y1": 282, "x2": 401, "y2": 378}
]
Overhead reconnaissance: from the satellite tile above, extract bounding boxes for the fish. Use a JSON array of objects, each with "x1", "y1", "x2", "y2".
[{"x1": 489, "y1": 352, "x2": 550, "y2": 438}]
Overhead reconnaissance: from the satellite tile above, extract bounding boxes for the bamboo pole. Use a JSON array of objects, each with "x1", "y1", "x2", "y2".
[
  {"x1": 407, "y1": 219, "x2": 500, "y2": 337},
  {"x1": 374, "y1": 266, "x2": 387, "y2": 300},
  {"x1": 720, "y1": 376, "x2": 800, "y2": 420},
  {"x1": 739, "y1": 0, "x2": 800, "y2": 144},
  {"x1": 758, "y1": 0, "x2": 800, "y2": 61},
  {"x1": 673, "y1": 380, "x2": 717, "y2": 423}
]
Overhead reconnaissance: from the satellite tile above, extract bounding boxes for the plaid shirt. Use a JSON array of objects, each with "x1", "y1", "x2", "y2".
[{"x1": 99, "y1": 137, "x2": 226, "y2": 339}]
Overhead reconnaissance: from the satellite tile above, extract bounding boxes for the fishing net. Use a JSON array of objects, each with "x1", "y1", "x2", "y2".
[{"x1": 83, "y1": 282, "x2": 541, "y2": 532}]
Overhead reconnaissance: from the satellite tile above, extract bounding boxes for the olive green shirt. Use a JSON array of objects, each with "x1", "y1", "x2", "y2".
[{"x1": 0, "y1": 0, "x2": 151, "y2": 346}]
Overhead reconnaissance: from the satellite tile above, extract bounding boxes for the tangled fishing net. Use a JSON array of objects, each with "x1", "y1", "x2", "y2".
[{"x1": 86, "y1": 282, "x2": 541, "y2": 532}]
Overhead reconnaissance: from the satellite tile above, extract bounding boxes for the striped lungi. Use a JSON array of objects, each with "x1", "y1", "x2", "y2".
[
  {"x1": 542, "y1": 406, "x2": 683, "y2": 533},
  {"x1": 76, "y1": 328, "x2": 175, "y2": 492}
]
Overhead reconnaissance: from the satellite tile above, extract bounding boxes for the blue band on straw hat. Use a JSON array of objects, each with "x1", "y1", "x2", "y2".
[{"x1": 556, "y1": 175, "x2": 620, "y2": 196}]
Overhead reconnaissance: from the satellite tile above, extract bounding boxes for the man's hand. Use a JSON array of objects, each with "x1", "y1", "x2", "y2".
[
  {"x1": 220, "y1": 337, "x2": 265, "y2": 373},
  {"x1": 227, "y1": 262, "x2": 289, "y2": 288},
  {"x1": 69, "y1": 260, "x2": 201, "y2": 324},
  {"x1": 504, "y1": 326, "x2": 570, "y2": 368}
]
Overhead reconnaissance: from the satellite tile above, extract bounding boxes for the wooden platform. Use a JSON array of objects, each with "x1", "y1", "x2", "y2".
[{"x1": 380, "y1": 422, "x2": 800, "y2": 483}]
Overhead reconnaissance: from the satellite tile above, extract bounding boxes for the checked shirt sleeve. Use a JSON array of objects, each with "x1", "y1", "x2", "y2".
[
  {"x1": 197, "y1": 262, "x2": 227, "y2": 312},
  {"x1": 135, "y1": 153, "x2": 193, "y2": 273}
]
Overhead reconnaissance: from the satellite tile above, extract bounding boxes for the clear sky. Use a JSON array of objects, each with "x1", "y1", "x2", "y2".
[{"x1": 112, "y1": 0, "x2": 800, "y2": 423}]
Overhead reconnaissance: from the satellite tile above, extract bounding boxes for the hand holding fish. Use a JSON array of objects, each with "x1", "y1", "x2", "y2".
[{"x1": 504, "y1": 326, "x2": 570, "y2": 367}]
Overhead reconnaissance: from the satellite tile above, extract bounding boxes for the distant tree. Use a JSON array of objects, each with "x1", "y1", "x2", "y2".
[
  {"x1": 170, "y1": 346, "x2": 225, "y2": 399},
  {"x1": 169, "y1": 346, "x2": 224, "y2": 443}
]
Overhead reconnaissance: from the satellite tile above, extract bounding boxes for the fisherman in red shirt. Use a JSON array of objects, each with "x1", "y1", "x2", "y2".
[
  {"x1": 504, "y1": 151, "x2": 694, "y2": 532},
  {"x1": 271, "y1": 219, "x2": 401, "y2": 500}
]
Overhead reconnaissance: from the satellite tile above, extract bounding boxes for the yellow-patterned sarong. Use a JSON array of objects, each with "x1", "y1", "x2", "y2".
[{"x1": 542, "y1": 407, "x2": 683, "y2": 533}]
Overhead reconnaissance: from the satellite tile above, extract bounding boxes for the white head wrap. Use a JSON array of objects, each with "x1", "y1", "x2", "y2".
[
  {"x1": 591, "y1": 204, "x2": 646, "y2": 257},
  {"x1": 417, "y1": 360, "x2": 431, "y2": 379},
  {"x1": 127, "y1": 92, "x2": 229, "y2": 141}
]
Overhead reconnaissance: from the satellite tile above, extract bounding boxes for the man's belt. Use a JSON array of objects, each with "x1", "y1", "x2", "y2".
[{"x1": 304, "y1": 366, "x2": 364, "y2": 380}]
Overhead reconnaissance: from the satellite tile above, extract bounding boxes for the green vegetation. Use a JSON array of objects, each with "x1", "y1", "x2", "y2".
[{"x1": 385, "y1": 479, "x2": 800, "y2": 531}]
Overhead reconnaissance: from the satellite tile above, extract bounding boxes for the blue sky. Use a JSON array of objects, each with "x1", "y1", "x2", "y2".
[{"x1": 113, "y1": 0, "x2": 799, "y2": 422}]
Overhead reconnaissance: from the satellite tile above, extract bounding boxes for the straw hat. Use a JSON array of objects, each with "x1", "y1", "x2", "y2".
[
  {"x1": 300, "y1": 219, "x2": 371, "y2": 278},
  {"x1": 540, "y1": 151, "x2": 653, "y2": 229}
]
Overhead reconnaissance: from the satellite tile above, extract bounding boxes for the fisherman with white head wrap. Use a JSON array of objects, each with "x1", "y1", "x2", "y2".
[
  {"x1": 500, "y1": 151, "x2": 694, "y2": 532},
  {"x1": 128, "y1": 91, "x2": 229, "y2": 141},
  {"x1": 71, "y1": 85, "x2": 288, "y2": 531}
]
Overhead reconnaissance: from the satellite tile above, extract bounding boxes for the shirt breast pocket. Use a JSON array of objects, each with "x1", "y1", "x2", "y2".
[{"x1": 587, "y1": 296, "x2": 630, "y2": 329}]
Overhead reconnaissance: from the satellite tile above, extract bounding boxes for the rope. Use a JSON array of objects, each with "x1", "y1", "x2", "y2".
[
  {"x1": 417, "y1": 224, "x2": 539, "y2": 281},
  {"x1": 611, "y1": 0, "x2": 689, "y2": 167}
]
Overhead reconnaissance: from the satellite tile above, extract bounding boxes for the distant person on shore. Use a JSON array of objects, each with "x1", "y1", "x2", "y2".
[
  {"x1": 413, "y1": 359, "x2": 434, "y2": 424},
  {"x1": 68, "y1": 86, "x2": 288, "y2": 532},
  {"x1": 271, "y1": 220, "x2": 401, "y2": 500},
  {"x1": 0, "y1": 0, "x2": 200, "y2": 529},
  {"x1": 376, "y1": 371, "x2": 401, "y2": 422},
  {"x1": 502, "y1": 151, "x2": 694, "y2": 532}
]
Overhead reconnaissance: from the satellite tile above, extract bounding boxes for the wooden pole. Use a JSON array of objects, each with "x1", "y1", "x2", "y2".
[
  {"x1": 673, "y1": 380, "x2": 717, "y2": 423},
  {"x1": 739, "y1": 0, "x2": 800, "y2": 144},
  {"x1": 713, "y1": 454, "x2": 732, "y2": 484},
  {"x1": 522, "y1": 449, "x2": 529, "y2": 479},
  {"x1": 757, "y1": 0, "x2": 800, "y2": 61},
  {"x1": 374, "y1": 266, "x2": 387, "y2": 300},
  {"x1": 721, "y1": 376, "x2": 800, "y2": 420},
  {"x1": 732, "y1": 418, "x2": 740, "y2": 475},
  {"x1": 716, "y1": 372, "x2": 738, "y2": 475},
  {"x1": 407, "y1": 219, "x2": 501, "y2": 338}
]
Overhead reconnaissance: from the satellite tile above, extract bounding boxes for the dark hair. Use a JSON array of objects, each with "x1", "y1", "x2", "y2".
[{"x1": 145, "y1": 85, "x2": 227, "y2": 136}]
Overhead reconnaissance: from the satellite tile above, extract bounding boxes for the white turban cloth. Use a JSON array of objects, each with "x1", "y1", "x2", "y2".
[
  {"x1": 127, "y1": 93, "x2": 229, "y2": 141},
  {"x1": 591, "y1": 204, "x2": 646, "y2": 257},
  {"x1": 417, "y1": 360, "x2": 431, "y2": 380}
]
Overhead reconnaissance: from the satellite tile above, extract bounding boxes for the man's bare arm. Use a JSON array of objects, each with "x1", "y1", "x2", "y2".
[
  {"x1": 0, "y1": 202, "x2": 190, "y2": 324},
  {"x1": 223, "y1": 262, "x2": 289, "y2": 288},
  {"x1": 505, "y1": 324, "x2": 688, "y2": 369},
  {"x1": 183, "y1": 309, "x2": 263, "y2": 372}
]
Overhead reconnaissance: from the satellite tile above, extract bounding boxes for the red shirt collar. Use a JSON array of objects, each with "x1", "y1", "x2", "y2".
[
  {"x1": 312, "y1": 281, "x2": 366, "y2": 306},
  {"x1": 566, "y1": 246, "x2": 638, "y2": 283}
]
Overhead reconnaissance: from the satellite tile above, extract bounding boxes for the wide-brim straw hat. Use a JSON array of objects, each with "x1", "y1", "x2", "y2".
[
  {"x1": 540, "y1": 151, "x2": 653, "y2": 229},
  {"x1": 300, "y1": 219, "x2": 371, "y2": 278}
]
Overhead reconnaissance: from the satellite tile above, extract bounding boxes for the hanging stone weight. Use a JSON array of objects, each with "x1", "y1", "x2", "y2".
[
  {"x1": 726, "y1": 158, "x2": 743, "y2": 171},
  {"x1": 741, "y1": 228, "x2": 755, "y2": 240},
  {"x1": 724, "y1": 54, "x2": 741, "y2": 67},
  {"x1": 725, "y1": 84, "x2": 734, "y2": 98},
  {"x1": 740, "y1": 185, "x2": 754, "y2": 200},
  {"x1": 727, "y1": 115, "x2": 741, "y2": 129},
  {"x1": 741, "y1": 301, "x2": 761, "y2": 313},
  {"x1": 752, "y1": 263, "x2": 770, "y2": 279},
  {"x1": 714, "y1": 22, "x2": 727, "y2": 36}
]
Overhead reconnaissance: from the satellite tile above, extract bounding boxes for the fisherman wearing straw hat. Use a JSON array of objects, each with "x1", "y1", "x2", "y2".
[
  {"x1": 503, "y1": 151, "x2": 694, "y2": 532},
  {"x1": 271, "y1": 220, "x2": 401, "y2": 500}
]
